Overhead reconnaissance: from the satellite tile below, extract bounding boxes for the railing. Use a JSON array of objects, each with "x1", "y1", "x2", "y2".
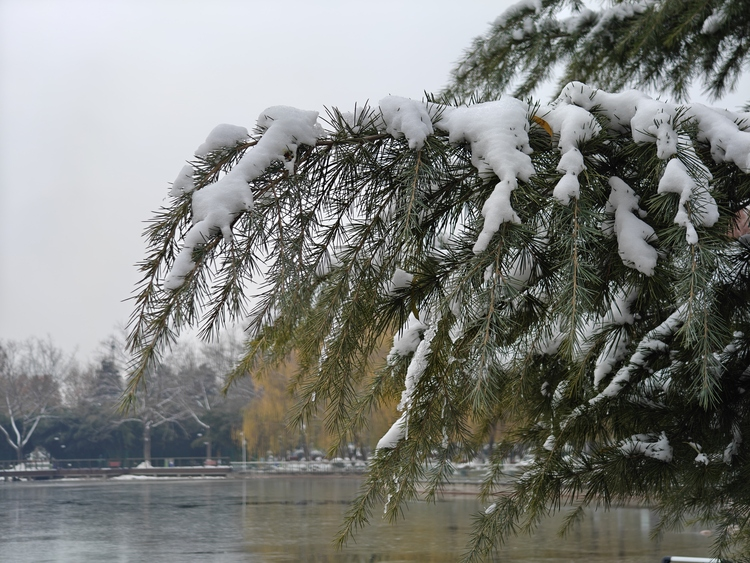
[
  {"x1": 0, "y1": 458, "x2": 371, "y2": 477},
  {"x1": 0, "y1": 458, "x2": 511, "y2": 477},
  {"x1": 0, "y1": 457, "x2": 228, "y2": 472},
  {"x1": 230, "y1": 460, "x2": 369, "y2": 474}
]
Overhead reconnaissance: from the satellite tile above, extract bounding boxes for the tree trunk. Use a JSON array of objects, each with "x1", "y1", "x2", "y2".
[
  {"x1": 301, "y1": 426, "x2": 310, "y2": 461},
  {"x1": 143, "y1": 423, "x2": 152, "y2": 463},
  {"x1": 0, "y1": 420, "x2": 25, "y2": 463}
]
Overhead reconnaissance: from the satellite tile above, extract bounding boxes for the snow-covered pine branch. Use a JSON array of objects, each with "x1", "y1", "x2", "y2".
[{"x1": 129, "y1": 81, "x2": 750, "y2": 562}]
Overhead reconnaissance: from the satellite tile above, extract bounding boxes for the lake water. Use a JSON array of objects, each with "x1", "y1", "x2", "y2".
[{"x1": 0, "y1": 476, "x2": 716, "y2": 562}]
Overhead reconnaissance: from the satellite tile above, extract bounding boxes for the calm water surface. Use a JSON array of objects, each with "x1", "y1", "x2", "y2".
[{"x1": 0, "y1": 476, "x2": 715, "y2": 562}]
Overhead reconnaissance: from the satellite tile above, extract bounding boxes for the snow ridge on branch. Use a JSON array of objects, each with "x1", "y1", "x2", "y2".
[
  {"x1": 164, "y1": 107, "x2": 322, "y2": 290},
  {"x1": 163, "y1": 83, "x2": 750, "y2": 292}
]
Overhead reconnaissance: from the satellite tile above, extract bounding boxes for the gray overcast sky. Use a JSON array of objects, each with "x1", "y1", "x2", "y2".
[
  {"x1": 0, "y1": 0, "x2": 512, "y2": 360},
  {"x1": 1, "y1": 0, "x2": 748, "y2": 362}
]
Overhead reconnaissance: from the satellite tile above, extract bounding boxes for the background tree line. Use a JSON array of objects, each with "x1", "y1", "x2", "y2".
[
  {"x1": 0, "y1": 334, "x2": 252, "y2": 463},
  {"x1": 0, "y1": 333, "x2": 401, "y2": 464}
]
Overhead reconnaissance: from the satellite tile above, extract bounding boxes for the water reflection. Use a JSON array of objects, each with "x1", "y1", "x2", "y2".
[{"x1": 0, "y1": 476, "x2": 715, "y2": 562}]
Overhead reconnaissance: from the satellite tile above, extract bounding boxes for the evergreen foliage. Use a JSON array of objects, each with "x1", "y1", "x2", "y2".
[
  {"x1": 127, "y1": 3, "x2": 750, "y2": 561},
  {"x1": 445, "y1": 0, "x2": 750, "y2": 103}
]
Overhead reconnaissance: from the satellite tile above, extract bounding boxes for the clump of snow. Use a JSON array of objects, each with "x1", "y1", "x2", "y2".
[
  {"x1": 485, "y1": 252, "x2": 535, "y2": 293},
  {"x1": 195, "y1": 123, "x2": 249, "y2": 157},
  {"x1": 505, "y1": 252, "x2": 535, "y2": 291},
  {"x1": 687, "y1": 103, "x2": 750, "y2": 173},
  {"x1": 620, "y1": 431, "x2": 673, "y2": 462},
  {"x1": 501, "y1": 252, "x2": 535, "y2": 293},
  {"x1": 378, "y1": 320, "x2": 438, "y2": 450},
  {"x1": 540, "y1": 103, "x2": 601, "y2": 205},
  {"x1": 436, "y1": 98, "x2": 534, "y2": 253},
  {"x1": 724, "y1": 426, "x2": 742, "y2": 464},
  {"x1": 339, "y1": 104, "x2": 375, "y2": 134},
  {"x1": 602, "y1": 177, "x2": 658, "y2": 275},
  {"x1": 554, "y1": 81, "x2": 750, "y2": 244},
  {"x1": 610, "y1": 288, "x2": 638, "y2": 326},
  {"x1": 387, "y1": 313, "x2": 426, "y2": 363},
  {"x1": 593, "y1": 288, "x2": 638, "y2": 387},
  {"x1": 535, "y1": 321, "x2": 565, "y2": 356},
  {"x1": 387, "y1": 268, "x2": 414, "y2": 295},
  {"x1": 559, "y1": 81, "x2": 750, "y2": 173},
  {"x1": 587, "y1": 0, "x2": 655, "y2": 36},
  {"x1": 658, "y1": 156, "x2": 719, "y2": 244},
  {"x1": 165, "y1": 106, "x2": 322, "y2": 290},
  {"x1": 591, "y1": 306, "x2": 684, "y2": 403},
  {"x1": 511, "y1": 16, "x2": 537, "y2": 40},
  {"x1": 169, "y1": 125, "x2": 251, "y2": 198},
  {"x1": 170, "y1": 164, "x2": 196, "y2": 197},
  {"x1": 640, "y1": 106, "x2": 678, "y2": 159},
  {"x1": 376, "y1": 412, "x2": 408, "y2": 450},
  {"x1": 379, "y1": 96, "x2": 434, "y2": 150},
  {"x1": 552, "y1": 380, "x2": 568, "y2": 410},
  {"x1": 543, "y1": 434, "x2": 555, "y2": 451},
  {"x1": 702, "y1": 5, "x2": 728, "y2": 34},
  {"x1": 492, "y1": 0, "x2": 542, "y2": 28},
  {"x1": 687, "y1": 442, "x2": 710, "y2": 465},
  {"x1": 557, "y1": 81, "x2": 679, "y2": 159},
  {"x1": 398, "y1": 323, "x2": 437, "y2": 412},
  {"x1": 557, "y1": 81, "x2": 643, "y2": 132}
]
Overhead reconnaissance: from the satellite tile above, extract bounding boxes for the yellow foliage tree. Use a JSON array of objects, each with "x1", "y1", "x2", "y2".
[{"x1": 242, "y1": 355, "x2": 398, "y2": 461}]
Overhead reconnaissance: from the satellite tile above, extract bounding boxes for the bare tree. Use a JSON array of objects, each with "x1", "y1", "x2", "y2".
[
  {"x1": 168, "y1": 337, "x2": 256, "y2": 459},
  {"x1": 119, "y1": 361, "x2": 193, "y2": 463},
  {"x1": 0, "y1": 338, "x2": 67, "y2": 462}
]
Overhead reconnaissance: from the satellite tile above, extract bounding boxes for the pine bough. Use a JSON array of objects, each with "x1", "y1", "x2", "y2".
[{"x1": 128, "y1": 82, "x2": 750, "y2": 561}]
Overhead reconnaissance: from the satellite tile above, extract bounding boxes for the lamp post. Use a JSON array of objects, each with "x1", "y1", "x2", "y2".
[{"x1": 241, "y1": 431, "x2": 247, "y2": 470}]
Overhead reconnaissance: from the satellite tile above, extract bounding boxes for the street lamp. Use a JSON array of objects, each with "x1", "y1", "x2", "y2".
[{"x1": 240, "y1": 431, "x2": 247, "y2": 470}]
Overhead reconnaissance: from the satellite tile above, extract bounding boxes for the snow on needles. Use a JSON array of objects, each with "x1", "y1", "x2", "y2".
[
  {"x1": 620, "y1": 431, "x2": 673, "y2": 463},
  {"x1": 164, "y1": 82, "x2": 750, "y2": 292},
  {"x1": 377, "y1": 320, "x2": 437, "y2": 450},
  {"x1": 603, "y1": 177, "x2": 658, "y2": 276},
  {"x1": 164, "y1": 107, "x2": 322, "y2": 290},
  {"x1": 590, "y1": 305, "x2": 685, "y2": 404},
  {"x1": 658, "y1": 157, "x2": 719, "y2": 244},
  {"x1": 436, "y1": 98, "x2": 535, "y2": 253},
  {"x1": 492, "y1": 0, "x2": 542, "y2": 28},
  {"x1": 380, "y1": 96, "x2": 536, "y2": 254},
  {"x1": 379, "y1": 96, "x2": 434, "y2": 150},
  {"x1": 540, "y1": 103, "x2": 600, "y2": 205},
  {"x1": 170, "y1": 124, "x2": 250, "y2": 198},
  {"x1": 195, "y1": 123, "x2": 250, "y2": 158},
  {"x1": 593, "y1": 288, "x2": 638, "y2": 388},
  {"x1": 554, "y1": 81, "x2": 735, "y2": 246}
]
